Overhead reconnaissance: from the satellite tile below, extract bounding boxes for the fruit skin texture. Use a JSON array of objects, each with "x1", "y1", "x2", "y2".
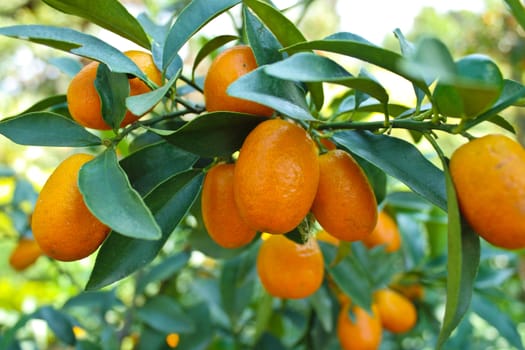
[
  {"x1": 374, "y1": 288, "x2": 417, "y2": 334},
  {"x1": 337, "y1": 303, "x2": 382, "y2": 350},
  {"x1": 8, "y1": 238, "x2": 43, "y2": 271},
  {"x1": 203, "y1": 45, "x2": 273, "y2": 116},
  {"x1": 362, "y1": 210, "x2": 401, "y2": 252},
  {"x1": 32, "y1": 153, "x2": 110, "y2": 261},
  {"x1": 67, "y1": 50, "x2": 163, "y2": 130},
  {"x1": 256, "y1": 235, "x2": 324, "y2": 299},
  {"x1": 450, "y1": 134, "x2": 525, "y2": 249},
  {"x1": 201, "y1": 163, "x2": 257, "y2": 249},
  {"x1": 311, "y1": 149, "x2": 377, "y2": 242},
  {"x1": 234, "y1": 118, "x2": 320, "y2": 234}
]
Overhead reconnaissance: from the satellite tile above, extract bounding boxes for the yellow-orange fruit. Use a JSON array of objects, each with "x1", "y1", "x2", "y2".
[
  {"x1": 67, "y1": 50, "x2": 163, "y2": 130},
  {"x1": 8, "y1": 237, "x2": 43, "y2": 271},
  {"x1": 234, "y1": 118, "x2": 320, "y2": 234},
  {"x1": 337, "y1": 303, "x2": 382, "y2": 350},
  {"x1": 203, "y1": 45, "x2": 273, "y2": 116},
  {"x1": 311, "y1": 149, "x2": 377, "y2": 241},
  {"x1": 256, "y1": 235, "x2": 324, "y2": 299},
  {"x1": 32, "y1": 154, "x2": 110, "y2": 261},
  {"x1": 316, "y1": 229, "x2": 340, "y2": 246},
  {"x1": 374, "y1": 288, "x2": 417, "y2": 334},
  {"x1": 362, "y1": 210, "x2": 401, "y2": 252},
  {"x1": 166, "y1": 333, "x2": 180, "y2": 348},
  {"x1": 450, "y1": 134, "x2": 525, "y2": 249},
  {"x1": 201, "y1": 163, "x2": 257, "y2": 248}
]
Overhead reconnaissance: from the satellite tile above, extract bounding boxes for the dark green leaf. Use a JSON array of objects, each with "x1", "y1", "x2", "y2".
[
  {"x1": 253, "y1": 291, "x2": 274, "y2": 344},
  {"x1": 353, "y1": 153, "x2": 387, "y2": 205},
  {"x1": 0, "y1": 112, "x2": 101, "y2": 147},
  {"x1": 0, "y1": 25, "x2": 147, "y2": 80},
  {"x1": 135, "y1": 251, "x2": 191, "y2": 295},
  {"x1": 19, "y1": 95, "x2": 67, "y2": 114},
  {"x1": 86, "y1": 170, "x2": 203, "y2": 290},
  {"x1": 436, "y1": 159, "x2": 480, "y2": 349},
  {"x1": 487, "y1": 115, "x2": 516, "y2": 133},
  {"x1": 0, "y1": 314, "x2": 33, "y2": 349},
  {"x1": 162, "y1": 112, "x2": 266, "y2": 158},
  {"x1": 136, "y1": 296, "x2": 194, "y2": 333},
  {"x1": 63, "y1": 290, "x2": 122, "y2": 311},
  {"x1": 228, "y1": 68, "x2": 313, "y2": 120},
  {"x1": 95, "y1": 63, "x2": 129, "y2": 131},
  {"x1": 162, "y1": 0, "x2": 241, "y2": 70},
  {"x1": 177, "y1": 303, "x2": 213, "y2": 350},
  {"x1": 244, "y1": 7, "x2": 283, "y2": 65},
  {"x1": 78, "y1": 148, "x2": 161, "y2": 240},
  {"x1": 120, "y1": 141, "x2": 198, "y2": 196},
  {"x1": 310, "y1": 285, "x2": 333, "y2": 332},
  {"x1": 42, "y1": 0, "x2": 150, "y2": 48},
  {"x1": 35, "y1": 306, "x2": 75, "y2": 346},
  {"x1": 191, "y1": 35, "x2": 239, "y2": 80},
  {"x1": 471, "y1": 293, "x2": 525, "y2": 350},
  {"x1": 333, "y1": 131, "x2": 447, "y2": 211},
  {"x1": 127, "y1": 71, "x2": 176, "y2": 116}
]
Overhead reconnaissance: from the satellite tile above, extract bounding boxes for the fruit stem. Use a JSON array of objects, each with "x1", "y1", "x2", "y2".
[
  {"x1": 317, "y1": 119, "x2": 459, "y2": 134},
  {"x1": 179, "y1": 74, "x2": 204, "y2": 93}
]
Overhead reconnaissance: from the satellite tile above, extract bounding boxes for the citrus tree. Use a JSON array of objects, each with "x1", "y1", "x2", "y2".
[{"x1": 1, "y1": 0, "x2": 525, "y2": 349}]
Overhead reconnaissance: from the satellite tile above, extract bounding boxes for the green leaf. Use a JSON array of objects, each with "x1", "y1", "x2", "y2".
[
  {"x1": 176, "y1": 303, "x2": 213, "y2": 350},
  {"x1": 487, "y1": 115, "x2": 516, "y2": 134},
  {"x1": 162, "y1": 0, "x2": 241, "y2": 70},
  {"x1": 0, "y1": 112, "x2": 101, "y2": 147},
  {"x1": 120, "y1": 141, "x2": 198, "y2": 196},
  {"x1": 95, "y1": 63, "x2": 129, "y2": 131},
  {"x1": 505, "y1": 0, "x2": 525, "y2": 34},
  {"x1": 162, "y1": 112, "x2": 266, "y2": 158},
  {"x1": 283, "y1": 37, "x2": 430, "y2": 96},
  {"x1": 228, "y1": 68, "x2": 314, "y2": 120},
  {"x1": 126, "y1": 71, "x2": 177, "y2": 117},
  {"x1": 333, "y1": 130, "x2": 447, "y2": 211},
  {"x1": 191, "y1": 35, "x2": 239, "y2": 80},
  {"x1": 42, "y1": 0, "x2": 150, "y2": 49},
  {"x1": 136, "y1": 296, "x2": 195, "y2": 333},
  {"x1": 436, "y1": 158, "x2": 480, "y2": 349},
  {"x1": 35, "y1": 306, "x2": 75, "y2": 346},
  {"x1": 78, "y1": 148, "x2": 161, "y2": 240},
  {"x1": 243, "y1": 7, "x2": 283, "y2": 65},
  {"x1": 0, "y1": 25, "x2": 147, "y2": 80},
  {"x1": 48, "y1": 57, "x2": 82, "y2": 77},
  {"x1": 135, "y1": 252, "x2": 190, "y2": 295},
  {"x1": 86, "y1": 170, "x2": 203, "y2": 290},
  {"x1": 471, "y1": 293, "x2": 525, "y2": 350},
  {"x1": 19, "y1": 95, "x2": 67, "y2": 114},
  {"x1": 310, "y1": 285, "x2": 333, "y2": 332},
  {"x1": 243, "y1": 0, "x2": 323, "y2": 110}
]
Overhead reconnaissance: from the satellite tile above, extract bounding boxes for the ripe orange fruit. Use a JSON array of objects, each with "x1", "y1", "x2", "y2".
[
  {"x1": 165, "y1": 333, "x2": 180, "y2": 348},
  {"x1": 32, "y1": 153, "x2": 110, "y2": 261},
  {"x1": 374, "y1": 288, "x2": 417, "y2": 334},
  {"x1": 203, "y1": 45, "x2": 273, "y2": 116},
  {"x1": 450, "y1": 134, "x2": 525, "y2": 249},
  {"x1": 362, "y1": 210, "x2": 401, "y2": 252},
  {"x1": 67, "y1": 50, "x2": 163, "y2": 130},
  {"x1": 234, "y1": 118, "x2": 320, "y2": 234},
  {"x1": 201, "y1": 163, "x2": 257, "y2": 249},
  {"x1": 337, "y1": 303, "x2": 382, "y2": 350},
  {"x1": 256, "y1": 235, "x2": 324, "y2": 299},
  {"x1": 311, "y1": 149, "x2": 377, "y2": 241},
  {"x1": 316, "y1": 229, "x2": 340, "y2": 246},
  {"x1": 8, "y1": 237, "x2": 43, "y2": 271},
  {"x1": 391, "y1": 283, "x2": 425, "y2": 301}
]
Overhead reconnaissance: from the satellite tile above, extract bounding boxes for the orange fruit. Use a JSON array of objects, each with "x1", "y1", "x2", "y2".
[
  {"x1": 391, "y1": 283, "x2": 425, "y2": 301},
  {"x1": 201, "y1": 163, "x2": 257, "y2": 248},
  {"x1": 166, "y1": 333, "x2": 180, "y2": 348},
  {"x1": 362, "y1": 210, "x2": 401, "y2": 252},
  {"x1": 337, "y1": 303, "x2": 382, "y2": 350},
  {"x1": 233, "y1": 118, "x2": 320, "y2": 234},
  {"x1": 32, "y1": 153, "x2": 110, "y2": 261},
  {"x1": 450, "y1": 134, "x2": 525, "y2": 249},
  {"x1": 311, "y1": 149, "x2": 377, "y2": 241},
  {"x1": 374, "y1": 288, "x2": 417, "y2": 334},
  {"x1": 203, "y1": 45, "x2": 273, "y2": 116},
  {"x1": 320, "y1": 137, "x2": 337, "y2": 151},
  {"x1": 316, "y1": 229, "x2": 340, "y2": 246},
  {"x1": 8, "y1": 237, "x2": 43, "y2": 271},
  {"x1": 256, "y1": 235, "x2": 324, "y2": 299},
  {"x1": 67, "y1": 50, "x2": 163, "y2": 130}
]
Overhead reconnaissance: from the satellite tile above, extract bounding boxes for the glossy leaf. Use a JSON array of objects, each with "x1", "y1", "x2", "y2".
[
  {"x1": 162, "y1": 0, "x2": 241, "y2": 70},
  {"x1": 86, "y1": 170, "x2": 203, "y2": 290},
  {"x1": 120, "y1": 141, "x2": 198, "y2": 196},
  {"x1": 162, "y1": 112, "x2": 266, "y2": 158},
  {"x1": 191, "y1": 35, "x2": 239, "y2": 80},
  {"x1": 136, "y1": 296, "x2": 195, "y2": 333},
  {"x1": 19, "y1": 95, "x2": 67, "y2": 114},
  {"x1": 244, "y1": 7, "x2": 283, "y2": 65},
  {"x1": 78, "y1": 148, "x2": 161, "y2": 240},
  {"x1": 48, "y1": 57, "x2": 82, "y2": 77},
  {"x1": 95, "y1": 63, "x2": 129, "y2": 131},
  {"x1": 0, "y1": 112, "x2": 101, "y2": 147},
  {"x1": 333, "y1": 130, "x2": 447, "y2": 211},
  {"x1": 227, "y1": 68, "x2": 314, "y2": 120},
  {"x1": 127, "y1": 71, "x2": 177, "y2": 117},
  {"x1": 135, "y1": 251, "x2": 191, "y2": 295},
  {"x1": 0, "y1": 25, "x2": 147, "y2": 80},
  {"x1": 35, "y1": 306, "x2": 75, "y2": 346},
  {"x1": 42, "y1": 0, "x2": 150, "y2": 48}
]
